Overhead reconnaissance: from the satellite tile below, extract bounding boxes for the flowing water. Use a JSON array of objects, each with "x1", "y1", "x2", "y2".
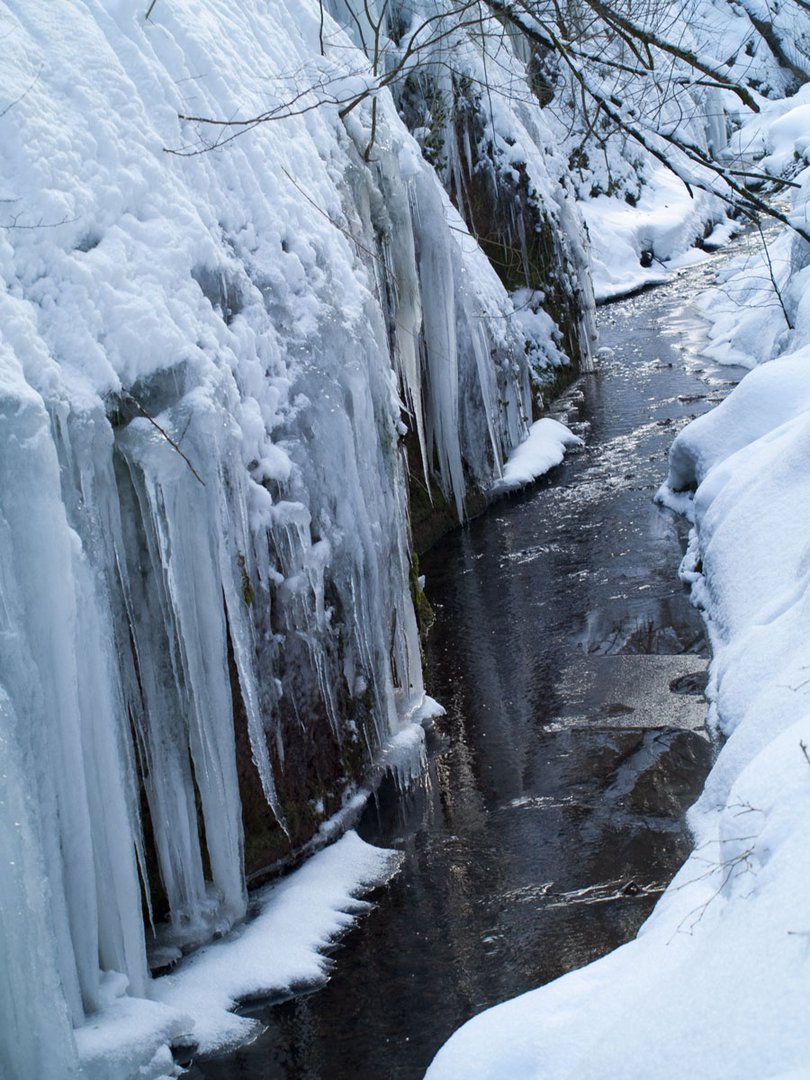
[{"x1": 192, "y1": 252, "x2": 749, "y2": 1079}]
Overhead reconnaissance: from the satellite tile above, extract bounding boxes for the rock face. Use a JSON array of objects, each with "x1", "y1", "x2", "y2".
[{"x1": 0, "y1": 1, "x2": 592, "y2": 1071}]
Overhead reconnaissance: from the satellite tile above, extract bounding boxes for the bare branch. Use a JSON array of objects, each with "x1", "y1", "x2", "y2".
[
  {"x1": 162, "y1": 0, "x2": 808, "y2": 246},
  {"x1": 0, "y1": 64, "x2": 43, "y2": 120},
  {"x1": 755, "y1": 218, "x2": 793, "y2": 329},
  {"x1": 1, "y1": 212, "x2": 78, "y2": 230},
  {"x1": 125, "y1": 393, "x2": 206, "y2": 487},
  {"x1": 579, "y1": 0, "x2": 760, "y2": 111}
]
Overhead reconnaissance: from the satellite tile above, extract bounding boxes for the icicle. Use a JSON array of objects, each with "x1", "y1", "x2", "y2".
[
  {"x1": 410, "y1": 168, "x2": 467, "y2": 517},
  {"x1": 374, "y1": 153, "x2": 430, "y2": 488},
  {"x1": 0, "y1": 689, "x2": 81, "y2": 1080},
  {"x1": 118, "y1": 406, "x2": 248, "y2": 936},
  {"x1": 0, "y1": 373, "x2": 149, "y2": 1024}
]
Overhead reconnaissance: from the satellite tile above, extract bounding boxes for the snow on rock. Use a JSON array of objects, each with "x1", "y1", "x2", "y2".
[
  {"x1": 493, "y1": 418, "x2": 583, "y2": 492},
  {"x1": 76, "y1": 831, "x2": 400, "y2": 1074},
  {"x1": 692, "y1": 86, "x2": 810, "y2": 368},
  {"x1": 150, "y1": 831, "x2": 401, "y2": 1055},
  {"x1": 553, "y1": 0, "x2": 810, "y2": 302},
  {"x1": 73, "y1": 993, "x2": 191, "y2": 1080},
  {"x1": 584, "y1": 167, "x2": 719, "y2": 301},
  {"x1": 664, "y1": 345, "x2": 810, "y2": 490},
  {"x1": 725, "y1": 82, "x2": 810, "y2": 178}
]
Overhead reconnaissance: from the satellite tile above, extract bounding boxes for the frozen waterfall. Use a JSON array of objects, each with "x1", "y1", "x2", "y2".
[{"x1": 0, "y1": 1, "x2": 592, "y2": 1075}]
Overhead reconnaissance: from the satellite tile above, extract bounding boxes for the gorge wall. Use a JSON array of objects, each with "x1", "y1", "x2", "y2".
[{"x1": 0, "y1": 2, "x2": 593, "y2": 1073}]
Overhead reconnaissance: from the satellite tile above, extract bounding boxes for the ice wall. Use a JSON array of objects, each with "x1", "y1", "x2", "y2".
[
  {"x1": 324, "y1": 0, "x2": 595, "y2": 545},
  {"x1": 328, "y1": 0, "x2": 597, "y2": 379},
  {"x1": 0, "y1": 1, "x2": 591, "y2": 1074}
]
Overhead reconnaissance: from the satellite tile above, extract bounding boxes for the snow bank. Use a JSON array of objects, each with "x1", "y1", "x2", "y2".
[
  {"x1": 692, "y1": 230, "x2": 795, "y2": 369},
  {"x1": 692, "y1": 86, "x2": 810, "y2": 368},
  {"x1": 666, "y1": 345, "x2": 810, "y2": 489},
  {"x1": 564, "y1": 0, "x2": 807, "y2": 302},
  {"x1": 77, "y1": 831, "x2": 400, "y2": 1076},
  {"x1": 584, "y1": 167, "x2": 719, "y2": 301}
]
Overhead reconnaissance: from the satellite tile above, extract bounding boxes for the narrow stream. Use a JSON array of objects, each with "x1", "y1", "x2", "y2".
[{"x1": 194, "y1": 251, "x2": 749, "y2": 1079}]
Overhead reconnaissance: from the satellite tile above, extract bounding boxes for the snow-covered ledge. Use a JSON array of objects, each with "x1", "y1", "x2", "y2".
[{"x1": 491, "y1": 418, "x2": 583, "y2": 494}]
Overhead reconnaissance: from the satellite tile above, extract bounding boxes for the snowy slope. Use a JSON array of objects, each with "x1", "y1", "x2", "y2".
[
  {"x1": 550, "y1": 0, "x2": 810, "y2": 299},
  {"x1": 428, "y1": 84, "x2": 810, "y2": 1080}
]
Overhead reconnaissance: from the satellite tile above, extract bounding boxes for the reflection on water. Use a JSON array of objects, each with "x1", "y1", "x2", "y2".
[{"x1": 192, "y1": 259, "x2": 748, "y2": 1080}]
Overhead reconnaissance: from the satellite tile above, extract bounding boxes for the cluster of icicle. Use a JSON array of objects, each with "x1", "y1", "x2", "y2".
[{"x1": 0, "y1": 1, "x2": 592, "y2": 1075}]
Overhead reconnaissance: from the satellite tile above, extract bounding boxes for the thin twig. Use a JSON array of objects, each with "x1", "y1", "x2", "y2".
[
  {"x1": 125, "y1": 392, "x2": 206, "y2": 486},
  {"x1": 0, "y1": 213, "x2": 78, "y2": 230},
  {"x1": 280, "y1": 166, "x2": 383, "y2": 265},
  {"x1": 0, "y1": 65, "x2": 42, "y2": 120},
  {"x1": 755, "y1": 218, "x2": 793, "y2": 330}
]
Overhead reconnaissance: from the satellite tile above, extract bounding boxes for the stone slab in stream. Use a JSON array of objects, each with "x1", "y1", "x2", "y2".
[{"x1": 553, "y1": 654, "x2": 709, "y2": 731}]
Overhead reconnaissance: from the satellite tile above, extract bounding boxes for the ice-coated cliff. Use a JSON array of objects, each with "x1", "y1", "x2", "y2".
[{"x1": 0, "y1": 1, "x2": 592, "y2": 1075}]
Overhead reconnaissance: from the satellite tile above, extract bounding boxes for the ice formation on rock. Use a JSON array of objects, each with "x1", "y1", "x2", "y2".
[{"x1": 0, "y1": 1, "x2": 591, "y2": 1074}]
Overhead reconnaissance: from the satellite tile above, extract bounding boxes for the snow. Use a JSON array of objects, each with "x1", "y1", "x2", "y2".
[
  {"x1": 3, "y1": 0, "x2": 806, "y2": 1075},
  {"x1": 665, "y1": 345, "x2": 810, "y2": 490},
  {"x1": 77, "y1": 831, "x2": 401, "y2": 1075},
  {"x1": 410, "y1": 693, "x2": 446, "y2": 725},
  {"x1": 725, "y1": 83, "x2": 810, "y2": 174},
  {"x1": 763, "y1": 104, "x2": 810, "y2": 172},
  {"x1": 153, "y1": 831, "x2": 401, "y2": 1052},
  {"x1": 428, "y1": 98, "x2": 810, "y2": 1080},
  {"x1": 690, "y1": 87, "x2": 810, "y2": 367},
  {"x1": 584, "y1": 166, "x2": 720, "y2": 301},
  {"x1": 493, "y1": 418, "x2": 583, "y2": 492},
  {"x1": 557, "y1": 0, "x2": 810, "y2": 304}
]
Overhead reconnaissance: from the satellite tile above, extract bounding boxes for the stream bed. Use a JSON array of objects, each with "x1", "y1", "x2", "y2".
[{"x1": 194, "y1": 253, "x2": 749, "y2": 1079}]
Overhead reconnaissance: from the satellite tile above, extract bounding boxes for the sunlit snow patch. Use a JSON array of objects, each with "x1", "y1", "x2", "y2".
[
  {"x1": 76, "y1": 832, "x2": 402, "y2": 1077},
  {"x1": 492, "y1": 418, "x2": 583, "y2": 493},
  {"x1": 583, "y1": 166, "x2": 720, "y2": 302}
]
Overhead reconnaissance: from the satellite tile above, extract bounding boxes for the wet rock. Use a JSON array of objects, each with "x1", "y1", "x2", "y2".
[
  {"x1": 603, "y1": 702, "x2": 635, "y2": 717},
  {"x1": 669, "y1": 670, "x2": 709, "y2": 696},
  {"x1": 625, "y1": 731, "x2": 713, "y2": 816},
  {"x1": 171, "y1": 1037, "x2": 199, "y2": 1067}
]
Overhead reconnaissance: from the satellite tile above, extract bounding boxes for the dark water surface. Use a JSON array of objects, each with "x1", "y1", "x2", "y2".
[{"x1": 193, "y1": 256, "x2": 748, "y2": 1079}]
